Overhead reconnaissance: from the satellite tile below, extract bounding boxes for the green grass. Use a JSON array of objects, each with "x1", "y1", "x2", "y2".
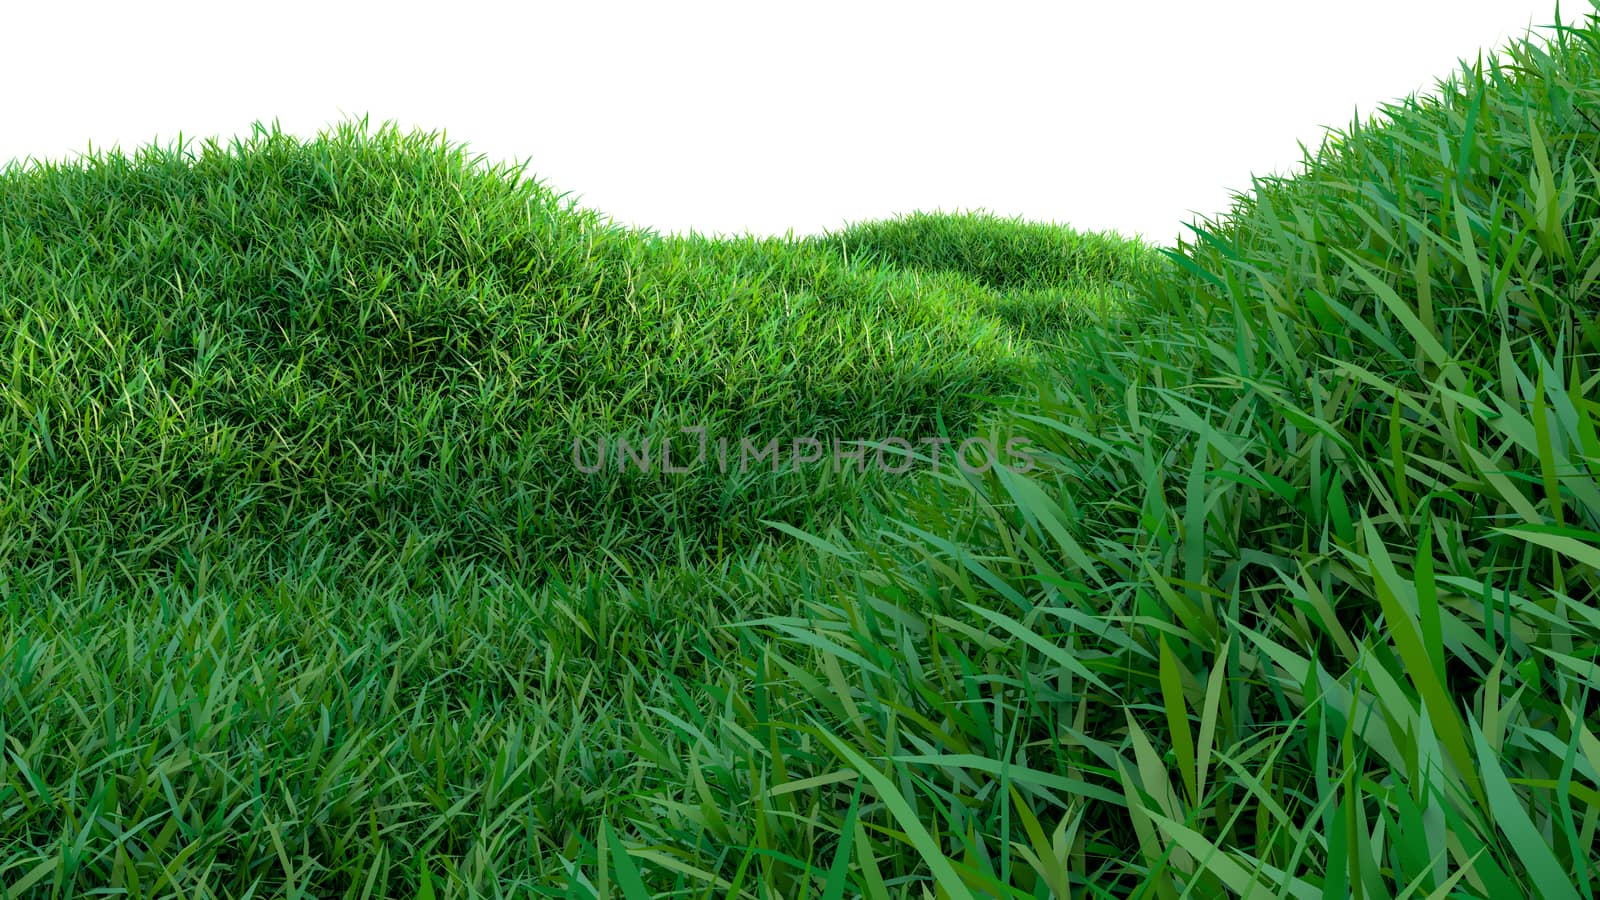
[
  {"x1": 810, "y1": 211, "x2": 1163, "y2": 343},
  {"x1": 0, "y1": 122, "x2": 1157, "y2": 589},
  {"x1": 3, "y1": 4, "x2": 1600, "y2": 898}
]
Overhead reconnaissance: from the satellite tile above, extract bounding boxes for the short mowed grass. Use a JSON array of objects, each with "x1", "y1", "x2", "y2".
[{"x1": 3, "y1": 6, "x2": 1600, "y2": 899}]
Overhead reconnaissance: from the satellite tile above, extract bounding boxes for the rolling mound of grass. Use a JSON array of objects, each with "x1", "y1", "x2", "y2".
[
  {"x1": 3, "y1": 6, "x2": 1600, "y2": 899},
  {"x1": 815, "y1": 209, "x2": 1157, "y2": 293},
  {"x1": 812, "y1": 210, "x2": 1165, "y2": 343},
  {"x1": 0, "y1": 122, "x2": 1148, "y2": 588}
]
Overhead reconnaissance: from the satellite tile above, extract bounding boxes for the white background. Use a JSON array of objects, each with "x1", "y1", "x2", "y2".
[{"x1": 0, "y1": 1, "x2": 1574, "y2": 246}]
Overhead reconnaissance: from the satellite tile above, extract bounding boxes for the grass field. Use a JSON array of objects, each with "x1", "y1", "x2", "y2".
[{"x1": 2, "y1": 6, "x2": 1599, "y2": 898}]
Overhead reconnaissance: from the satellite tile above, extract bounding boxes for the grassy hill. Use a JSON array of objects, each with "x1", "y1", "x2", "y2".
[
  {"x1": 2, "y1": 6, "x2": 1599, "y2": 898},
  {"x1": 0, "y1": 126, "x2": 1158, "y2": 587}
]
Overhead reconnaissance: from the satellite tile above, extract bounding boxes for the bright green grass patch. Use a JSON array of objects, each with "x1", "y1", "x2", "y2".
[
  {"x1": 0, "y1": 121, "x2": 1143, "y2": 590},
  {"x1": 813, "y1": 209, "x2": 1165, "y2": 341},
  {"x1": 814, "y1": 209, "x2": 1157, "y2": 293}
]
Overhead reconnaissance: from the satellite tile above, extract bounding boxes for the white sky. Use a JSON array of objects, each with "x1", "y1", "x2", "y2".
[{"x1": 0, "y1": 1, "x2": 1572, "y2": 246}]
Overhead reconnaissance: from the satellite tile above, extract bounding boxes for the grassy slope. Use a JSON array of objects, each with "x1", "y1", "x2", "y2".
[
  {"x1": 691, "y1": 13, "x2": 1600, "y2": 897},
  {"x1": 0, "y1": 123, "x2": 1158, "y2": 588},
  {"x1": 4, "y1": 7, "x2": 1600, "y2": 899}
]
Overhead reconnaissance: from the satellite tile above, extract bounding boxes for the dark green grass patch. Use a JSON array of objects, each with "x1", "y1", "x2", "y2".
[{"x1": 607, "y1": 8, "x2": 1600, "y2": 897}]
